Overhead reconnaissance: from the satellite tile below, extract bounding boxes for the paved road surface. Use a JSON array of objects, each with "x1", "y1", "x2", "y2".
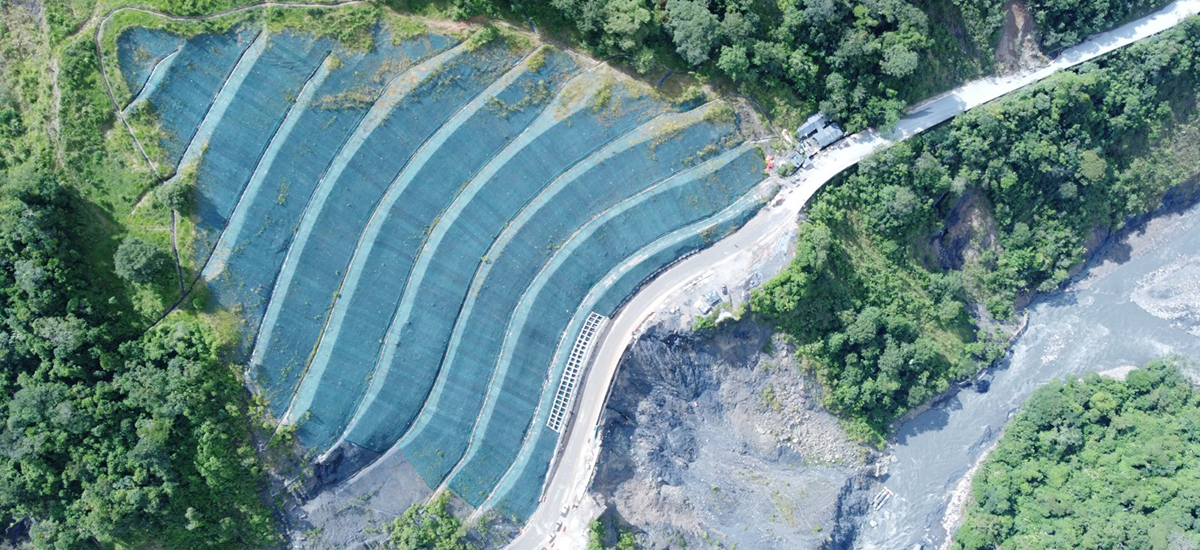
[{"x1": 506, "y1": 2, "x2": 1200, "y2": 548}]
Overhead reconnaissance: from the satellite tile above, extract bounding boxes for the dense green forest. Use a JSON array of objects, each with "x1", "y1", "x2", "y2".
[
  {"x1": 1030, "y1": 0, "x2": 1172, "y2": 50},
  {"x1": 753, "y1": 16, "x2": 1200, "y2": 440},
  {"x1": 0, "y1": 167, "x2": 275, "y2": 547},
  {"x1": 954, "y1": 359, "x2": 1200, "y2": 549},
  {"x1": 430, "y1": 0, "x2": 1169, "y2": 130}
]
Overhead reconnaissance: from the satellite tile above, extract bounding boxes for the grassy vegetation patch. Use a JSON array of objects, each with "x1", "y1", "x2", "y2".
[
  {"x1": 263, "y1": 3, "x2": 383, "y2": 51},
  {"x1": 383, "y1": 10, "x2": 429, "y2": 42},
  {"x1": 589, "y1": 76, "x2": 619, "y2": 114}
]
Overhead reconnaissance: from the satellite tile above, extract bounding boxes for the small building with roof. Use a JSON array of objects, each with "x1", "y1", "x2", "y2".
[
  {"x1": 807, "y1": 123, "x2": 844, "y2": 151},
  {"x1": 795, "y1": 113, "x2": 828, "y2": 140}
]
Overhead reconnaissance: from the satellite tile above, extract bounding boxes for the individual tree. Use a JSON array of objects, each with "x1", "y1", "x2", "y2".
[
  {"x1": 664, "y1": 0, "x2": 720, "y2": 65},
  {"x1": 114, "y1": 236, "x2": 167, "y2": 284},
  {"x1": 716, "y1": 44, "x2": 751, "y2": 81},
  {"x1": 602, "y1": 0, "x2": 652, "y2": 51},
  {"x1": 154, "y1": 176, "x2": 194, "y2": 211}
]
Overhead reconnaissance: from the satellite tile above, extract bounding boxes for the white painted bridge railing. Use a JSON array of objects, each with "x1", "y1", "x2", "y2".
[{"x1": 547, "y1": 312, "x2": 609, "y2": 432}]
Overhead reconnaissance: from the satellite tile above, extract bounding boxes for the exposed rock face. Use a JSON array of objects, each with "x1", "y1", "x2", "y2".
[
  {"x1": 995, "y1": 0, "x2": 1048, "y2": 74},
  {"x1": 931, "y1": 189, "x2": 999, "y2": 272},
  {"x1": 591, "y1": 317, "x2": 875, "y2": 549}
]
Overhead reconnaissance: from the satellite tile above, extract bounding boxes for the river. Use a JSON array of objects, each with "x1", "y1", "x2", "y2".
[{"x1": 857, "y1": 196, "x2": 1200, "y2": 549}]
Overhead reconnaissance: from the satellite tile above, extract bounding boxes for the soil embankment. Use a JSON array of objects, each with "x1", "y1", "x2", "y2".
[{"x1": 995, "y1": 0, "x2": 1048, "y2": 74}]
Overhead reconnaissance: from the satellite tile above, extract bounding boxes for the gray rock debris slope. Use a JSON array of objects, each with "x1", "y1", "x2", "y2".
[{"x1": 592, "y1": 317, "x2": 873, "y2": 550}]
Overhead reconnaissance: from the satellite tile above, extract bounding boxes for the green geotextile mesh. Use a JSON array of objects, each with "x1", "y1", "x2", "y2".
[
  {"x1": 289, "y1": 49, "x2": 582, "y2": 450},
  {"x1": 186, "y1": 32, "x2": 336, "y2": 262},
  {"x1": 138, "y1": 25, "x2": 259, "y2": 167},
  {"x1": 117, "y1": 27, "x2": 184, "y2": 100},
  {"x1": 121, "y1": 22, "x2": 771, "y2": 514},
  {"x1": 490, "y1": 151, "x2": 766, "y2": 519},
  {"x1": 201, "y1": 30, "x2": 456, "y2": 350},
  {"x1": 395, "y1": 105, "x2": 741, "y2": 489},
  {"x1": 448, "y1": 146, "x2": 765, "y2": 505},
  {"x1": 249, "y1": 40, "x2": 528, "y2": 417},
  {"x1": 338, "y1": 77, "x2": 665, "y2": 452}
]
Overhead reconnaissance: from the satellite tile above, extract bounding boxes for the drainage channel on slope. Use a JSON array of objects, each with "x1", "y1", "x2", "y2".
[{"x1": 547, "y1": 313, "x2": 609, "y2": 433}]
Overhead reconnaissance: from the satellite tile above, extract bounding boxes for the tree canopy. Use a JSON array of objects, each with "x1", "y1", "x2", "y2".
[
  {"x1": 0, "y1": 153, "x2": 275, "y2": 550},
  {"x1": 114, "y1": 236, "x2": 168, "y2": 284},
  {"x1": 955, "y1": 359, "x2": 1200, "y2": 550},
  {"x1": 753, "y1": 17, "x2": 1200, "y2": 440},
  {"x1": 386, "y1": 493, "x2": 474, "y2": 550}
]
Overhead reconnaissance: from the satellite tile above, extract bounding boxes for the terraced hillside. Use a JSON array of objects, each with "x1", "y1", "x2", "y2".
[{"x1": 112, "y1": 17, "x2": 767, "y2": 520}]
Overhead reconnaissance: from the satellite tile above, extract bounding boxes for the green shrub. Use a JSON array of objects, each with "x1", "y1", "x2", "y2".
[
  {"x1": 386, "y1": 493, "x2": 474, "y2": 550},
  {"x1": 955, "y1": 359, "x2": 1200, "y2": 550},
  {"x1": 114, "y1": 236, "x2": 168, "y2": 284},
  {"x1": 154, "y1": 176, "x2": 194, "y2": 212}
]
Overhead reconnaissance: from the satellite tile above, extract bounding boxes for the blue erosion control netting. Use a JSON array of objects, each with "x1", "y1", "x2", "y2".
[
  {"x1": 120, "y1": 22, "x2": 770, "y2": 514},
  {"x1": 447, "y1": 146, "x2": 765, "y2": 506},
  {"x1": 339, "y1": 76, "x2": 666, "y2": 454},
  {"x1": 251, "y1": 39, "x2": 528, "y2": 417},
  {"x1": 202, "y1": 30, "x2": 455, "y2": 336},
  {"x1": 116, "y1": 27, "x2": 184, "y2": 100},
  {"x1": 489, "y1": 177, "x2": 765, "y2": 520},
  {"x1": 187, "y1": 32, "x2": 338, "y2": 264},
  {"x1": 140, "y1": 26, "x2": 259, "y2": 168},
  {"x1": 289, "y1": 48, "x2": 581, "y2": 451},
  {"x1": 397, "y1": 106, "x2": 739, "y2": 488}
]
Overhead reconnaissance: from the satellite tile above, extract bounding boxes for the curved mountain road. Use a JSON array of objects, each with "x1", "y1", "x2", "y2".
[{"x1": 507, "y1": 1, "x2": 1200, "y2": 548}]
